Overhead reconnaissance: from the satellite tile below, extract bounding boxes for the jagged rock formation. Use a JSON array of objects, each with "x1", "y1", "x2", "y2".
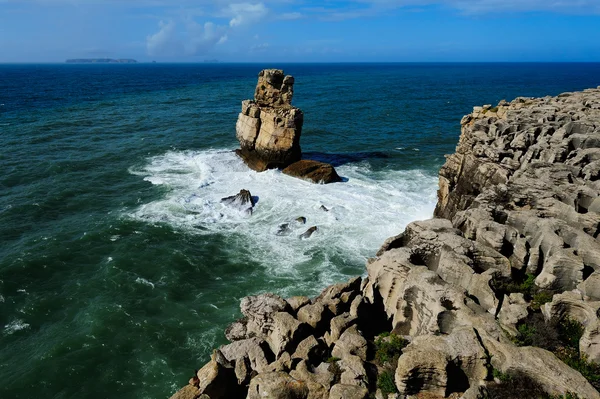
[
  {"x1": 235, "y1": 70, "x2": 341, "y2": 184},
  {"x1": 235, "y1": 69, "x2": 304, "y2": 172},
  {"x1": 282, "y1": 160, "x2": 342, "y2": 184},
  {"x1": 171, "y1": 88, "x2": 600, "y2": 399},
  {"x1": 221, "y1": 189, "x2": 255, "y2": 216}
]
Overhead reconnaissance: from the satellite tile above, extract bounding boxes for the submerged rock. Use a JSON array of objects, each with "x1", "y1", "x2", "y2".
[
  {"x1": 299, "y1": 226, "x2": 318, "y2": 239},
  {"x1": 282, "y1": 160, "x2": 342, "y2": 184},
  {"x1": 276, "y1": 223, "x2": 292, "y2": 236},
  {"x1": 220, "y1": 189, "x2": 255, "y2": 215}
]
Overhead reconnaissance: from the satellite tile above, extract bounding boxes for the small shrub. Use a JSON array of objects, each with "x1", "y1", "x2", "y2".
[
  {"x1": 377, "y1": 369, "x2": 398, "y2": 396},
  {"x1": 558, "y1": 318, "x2": 584, "y2": 350},
  {"x1": 375, "y1": 333, "x2": 408, "y2": 364},
  {"x1": 512, "y1": 323, "x2": 537, "y2": 346},
  {"x1": 327, "y1": 358, "x2": 342, "y2": 385},
  {"x1": 492, "y1": 368, "x2": 512, "y2": 383},
  {"x1": 531, "y1": 290, "x2": 554, "y2": 310}
]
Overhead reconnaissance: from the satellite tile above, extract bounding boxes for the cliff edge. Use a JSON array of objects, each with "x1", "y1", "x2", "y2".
[{"x1": 170, "y1": 87, "x2": 600, "y2": 399}]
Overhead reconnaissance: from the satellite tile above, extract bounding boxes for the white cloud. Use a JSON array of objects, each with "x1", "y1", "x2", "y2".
[
  {"x1": 146, "y1": 18, "x2": 228, "y2": 56},
  {"x1": 227, "y1": 2, "x2": 268, "y2": 27},
  {"x1": 146, "y1": 20, "x2": 183, "y2": 56},
  {"x1": 144, "y1": 2, "x2": 268, "y2": 57}
]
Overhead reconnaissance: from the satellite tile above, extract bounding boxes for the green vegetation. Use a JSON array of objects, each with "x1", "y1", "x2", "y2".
[
  {"x1": 374, "y1": 333, "x2": 408, "y2": 364},
  {"x1": 491, "y1": 273, "x2": 554, "y2": 311},
  {"x1": 512, "y1": 322, "x2": 537, "y2": 346},
  {"x1": 492, "y1": 368, "x2": 512, "y2": 383},
  {"x1": 531, "y1": 290, "x2": 554, "y2": 310},
  {"x1": 373, "y1": 333, "x2": 407, "y2": 397},
  {"x1": 511, "y1": 316, "x2": 600, "y2": 391},
  {"x1": 377, "y1": 370, "x2": 398, "y2": 396}
]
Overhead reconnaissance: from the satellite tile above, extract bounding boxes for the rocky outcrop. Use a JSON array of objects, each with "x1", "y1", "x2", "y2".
[
  {"x1": 221, "y1": 189, "x2": 255, "y2": 216},
  {"x1": 170, "y1": 88, "x2": 600, "y2": 399},
  {"x1": 282, "y1": 160, "x2": 342, "y2": 184},
  {"x1": 235, "y1": 69, "x2": 341, "y2": 184},
  {"x1": 235, "y1": 69, "x2": 303, "y2": 172}
]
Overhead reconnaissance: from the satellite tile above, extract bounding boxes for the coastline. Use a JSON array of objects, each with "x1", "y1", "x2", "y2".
[{"x1": 170, "y1": 86, "x2": 600, "y2": 399}]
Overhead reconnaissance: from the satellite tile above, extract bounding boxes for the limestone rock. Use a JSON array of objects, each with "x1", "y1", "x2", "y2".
[
  {"x1": 282, "y1": 160, "x2": 342, "y2": 184},
  {"x1": 219, "y1": 337, "x2": 271, "y2": 374},
  {"x1": 292, "y1": 335, "x2": 324, "y2": 365},
  {"x1": 236, "y1": 69, "x2": 303, "y2": 171},
  {"x1": 331, "y1": 325, "x2": 368, "y2": 361},
  {"x1": 254, "y1": 69, "x2": 294, "y2": 107},
  {"x1": 287, "y1": 296, "x2": 311, "y2": 313},
  {"x1": 194, "y1": 351, "x2": 244, "y2": 398},
  {"x1": 266, "y1": 312, "x2": 309, "y2": 357},
  {"x1": 394, "y1": 328, "x2": 488, "y2": 397},
  {"x1": 241, "y1": 293, "x2": 290, "y2": 338},
  {"x1": 168, "y1": 384, "x2": 200, "y2": 399},
  {"x1": 247, "y1": 371, "x2": 309, "y2": 399},
  {"x1": 328, "y1": 384, "x2": 369, "y2": 399}
]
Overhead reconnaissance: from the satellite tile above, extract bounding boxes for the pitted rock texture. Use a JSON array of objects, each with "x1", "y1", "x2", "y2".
[
  {"x1": 235, "y1": 69, "x2": 303, "y2": 172},
  {"x1": 170, "y1": 88, "x2": 600, "y2": 399}
]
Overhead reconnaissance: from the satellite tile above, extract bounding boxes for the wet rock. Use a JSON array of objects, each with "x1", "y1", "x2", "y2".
[
  {"x1": 282, "y1": 160, "x2": 342, "y2": 184},
  {"x1": 220, "y1": 189, "x2": 255, "y2": 215},
  {"x1": 277, "y1": 223, "x2": 292, "y2": 236},
  {"x1": 320, "y1": 205, "x2": 329, "y2": 212},
  {"x1": 299, "y1": 226, "x2": 318, "y2": 239}
]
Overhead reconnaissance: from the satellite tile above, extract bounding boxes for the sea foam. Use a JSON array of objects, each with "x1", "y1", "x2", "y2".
[{"x1": 129, "y1": 149, "x2": 438, "y2": 294}]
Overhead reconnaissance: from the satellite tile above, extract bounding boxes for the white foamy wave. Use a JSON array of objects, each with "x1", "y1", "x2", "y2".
[
  {"x1": 3, "y1": 319, "x2": 30, "y2": 335},
  {"x1": 129, "y1": 149, "x2": 438, "y2": 293},
  {"x1": 135, "y1": 277, "x2": 155, "y2": 289}
]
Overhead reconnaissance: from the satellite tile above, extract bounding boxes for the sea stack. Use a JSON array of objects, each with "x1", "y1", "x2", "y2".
[
  {"x1": 235, "y1": 69, "x2": 341, "y2": 184},
  {"x1": 235, "y1": 69, "x2": 303, "y2": 172}
]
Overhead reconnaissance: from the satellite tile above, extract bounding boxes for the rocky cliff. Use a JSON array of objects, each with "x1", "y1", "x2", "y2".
[{"x1": 171, "y1": 88, "x2": 600, "y2": 399}]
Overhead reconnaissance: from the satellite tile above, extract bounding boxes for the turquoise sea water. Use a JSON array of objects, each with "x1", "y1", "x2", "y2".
[{"x1": 1, "y1": 63, "x2": 599, "y2": 398}]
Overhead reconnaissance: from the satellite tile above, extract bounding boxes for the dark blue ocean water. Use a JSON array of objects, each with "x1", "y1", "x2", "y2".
[{"x1": 1, "y1": 63, "x2": 599, "y2": 399}]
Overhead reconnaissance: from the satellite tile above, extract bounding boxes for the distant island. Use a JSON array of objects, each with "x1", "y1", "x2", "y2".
[{"x1": 65, "y1": 58, "x2": 138, "y2": 64}]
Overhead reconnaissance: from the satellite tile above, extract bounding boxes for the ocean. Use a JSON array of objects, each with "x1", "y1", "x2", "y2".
[{"x1": 1, "y1": 62, "x2": 599, "y2": 399}]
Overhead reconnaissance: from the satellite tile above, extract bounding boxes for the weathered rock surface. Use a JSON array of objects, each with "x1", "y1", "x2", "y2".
[
  {"x1": 170, "y1": 88, "x2": 600, "y2": 399},
  {"x1": 282, "y1": 160, "x2": 342, "y2": 184},
  {"x1": 235, "y1": 69, "x2": 303, "y2": 171},
  {"x1": 235, "y1": 69, "x2": 341, "y2": 183}
]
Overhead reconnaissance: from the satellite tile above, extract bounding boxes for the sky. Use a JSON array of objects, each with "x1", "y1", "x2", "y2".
[{"x1": 0, "y1": 0, "x2": 599, "y2": 62}]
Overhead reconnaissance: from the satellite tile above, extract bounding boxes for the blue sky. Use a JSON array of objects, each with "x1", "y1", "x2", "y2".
[{"x1": 1, "y1": 0, "x2": 599, "y2": 62}]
